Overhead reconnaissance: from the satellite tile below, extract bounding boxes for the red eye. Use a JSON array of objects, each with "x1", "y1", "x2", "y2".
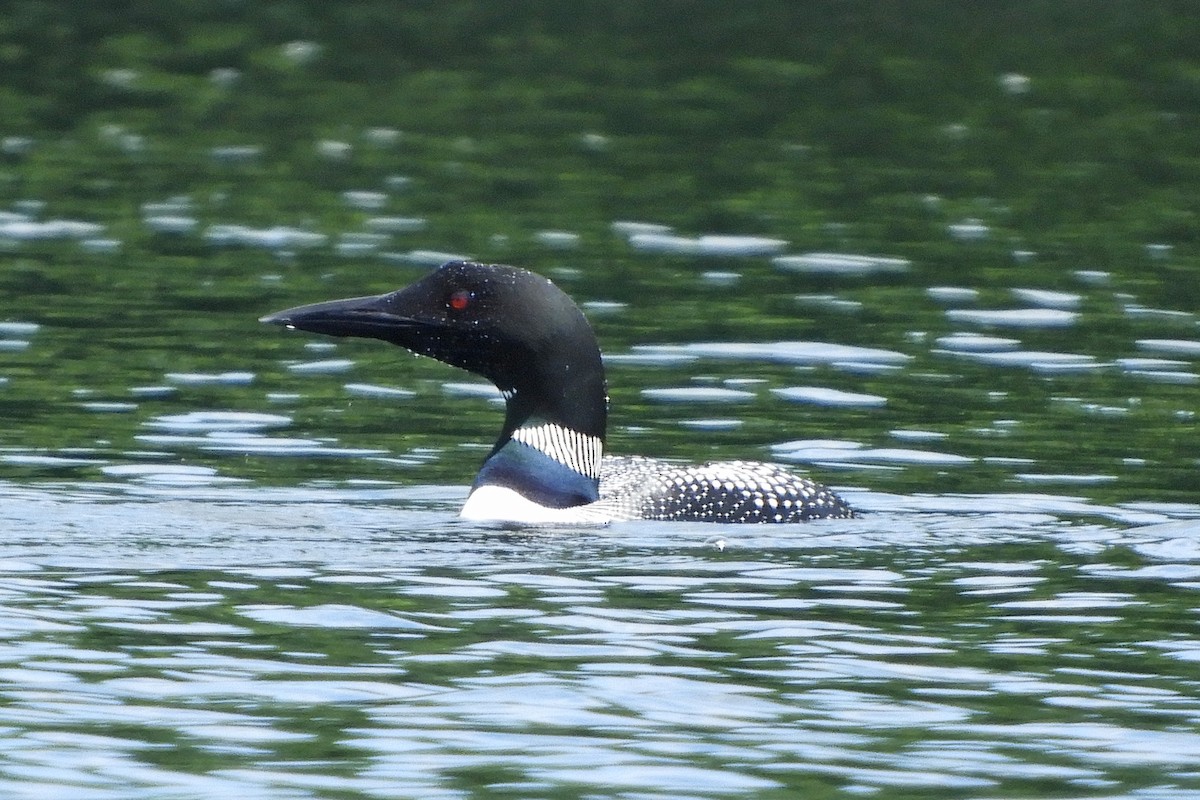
[{"x1": 448, "y1": 290, "x2": 472, "y2": 311}]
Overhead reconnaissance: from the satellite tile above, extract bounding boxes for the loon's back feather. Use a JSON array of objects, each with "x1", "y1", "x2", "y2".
[
  {"x1": 262, "y1": 260, "x2": 855, "y2": 524},
  {"x1": 597, "y1": 455, "x2": 853, "y2": 523}
]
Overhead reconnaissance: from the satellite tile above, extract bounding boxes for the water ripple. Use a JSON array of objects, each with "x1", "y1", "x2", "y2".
[
  {"x1": 0, "y1": 489, "x2": 1198, "y2": 797},
  {"x1": 772, "y1": 386, "x2": 888, "y2": 407}
]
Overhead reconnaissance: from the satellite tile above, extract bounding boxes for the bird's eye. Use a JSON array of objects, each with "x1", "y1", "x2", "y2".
[{"x1": 448, "y1": 289, "x2": 473, "y2": 311}]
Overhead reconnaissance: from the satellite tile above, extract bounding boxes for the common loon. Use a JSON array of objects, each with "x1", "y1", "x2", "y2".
[{"x1": 262, "y1": 260, "x2": 854, "y2": 524}]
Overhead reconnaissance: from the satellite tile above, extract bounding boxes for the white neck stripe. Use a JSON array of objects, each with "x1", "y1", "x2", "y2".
[{"x1": 510, "y1": 423, "x2": 602, "y2": 480}]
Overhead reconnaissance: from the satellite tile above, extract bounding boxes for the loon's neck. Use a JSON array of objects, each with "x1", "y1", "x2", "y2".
[
  {"x1": 488, "y1": 337, "x2": 608, "y2": 453},
  {"x1": 470, "y1": 322, "x2": 609, "y2": 512},
  {"x1": 469, "y1": 417, "x2": 605, "y2": 514}
]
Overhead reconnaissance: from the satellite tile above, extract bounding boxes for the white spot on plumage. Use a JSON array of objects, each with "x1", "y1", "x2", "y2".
[{"x1": 590, "y1": 455, "x2": 854, "y2": 523}]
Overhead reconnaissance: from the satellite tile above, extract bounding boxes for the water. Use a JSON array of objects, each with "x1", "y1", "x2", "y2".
[
  {"x1": 3, "y1": 4, "x2": 1200, "y2": 797},
  {"x1": 3, "y1": 495, "x2": 1200, "y2": 798}
]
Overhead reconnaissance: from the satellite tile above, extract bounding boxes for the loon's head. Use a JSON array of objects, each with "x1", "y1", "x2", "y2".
[{"x1": 261, "y1": 261, "x2": 608, "y2": 448}]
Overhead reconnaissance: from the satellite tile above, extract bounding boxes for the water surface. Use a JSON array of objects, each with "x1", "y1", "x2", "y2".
[{"x1": 2, "y1": 4, "x2": 1200, "y2": 797}]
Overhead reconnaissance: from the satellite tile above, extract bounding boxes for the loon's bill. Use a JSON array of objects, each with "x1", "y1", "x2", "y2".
[{"x1": 262, "y1": 260, "x2": 854, "y2": 524}]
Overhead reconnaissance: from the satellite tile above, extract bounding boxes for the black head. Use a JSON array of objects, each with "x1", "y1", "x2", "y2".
[{"x1": 262, "y1": 261, "x2": 608, "y2": 443}]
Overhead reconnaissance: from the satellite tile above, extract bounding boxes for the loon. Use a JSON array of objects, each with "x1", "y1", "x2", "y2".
[{"x1": 261, "y1": 260, "x2": 854, "y2": 524}]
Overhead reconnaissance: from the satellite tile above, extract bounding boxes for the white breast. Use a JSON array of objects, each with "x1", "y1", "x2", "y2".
[{"x1": 459, "y1": 484, "x2": 613, "y2": 525}]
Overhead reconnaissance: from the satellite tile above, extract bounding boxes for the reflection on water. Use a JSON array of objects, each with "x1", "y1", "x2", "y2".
[{"x1": 2, "y1": 486, "x2": 1200, "y2": 798}]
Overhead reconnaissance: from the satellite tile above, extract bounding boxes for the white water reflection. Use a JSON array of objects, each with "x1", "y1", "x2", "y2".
[
  {"x1": 1011, "y1": 288, "x2": 1082, "y2": 309},
  {"x1": 772, "y1": 386, "x2": 888, "y2": 407},
  {"x1": 773, "y1": 252, "x2": 910, "y2": 275},
  {"x1": 144, "y1": 412, "x2": 292, "y2": 432},
  {"x1": 285, "y1": 359, "x2": 355, "y2": 374},
  {"x1": 633, "y1": 341, "x2": 912, "y2": 366},
  {"x1": 343, "y1": 383, "x2": 416, "y2": 399},
  {"x1": 927, "y1": 286, "x2": 980, "y2": 304},
  {"x1": 946, "y1": 308, "x2": 1079, "y2": 327},
  {"x1": 0, "y1": 217, "x2": 105, "y2": 242},
  {"x1": 937, "y1": 348, "x2": 1101, "y2": 371},
  {"x1": 642, "y1": 387, "x2": 756, "y2": 404},
  {"x1": 1136, "y1": 339, "x2": 1200, "y2": 357},
  {"x1": 628, "y1": 232, "x2": 788, "y2": 257},
  {"x1": 165, "y1": 371, "x2": 256, "y2": 386},
  {"x1": 771, "y1": 440, "x2": 974, "y2": 467}
]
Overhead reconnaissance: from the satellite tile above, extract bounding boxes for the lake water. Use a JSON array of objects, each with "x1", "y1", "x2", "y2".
[{"x1": 2, "y1": 5, "x2": 1200, "y2": 798}]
